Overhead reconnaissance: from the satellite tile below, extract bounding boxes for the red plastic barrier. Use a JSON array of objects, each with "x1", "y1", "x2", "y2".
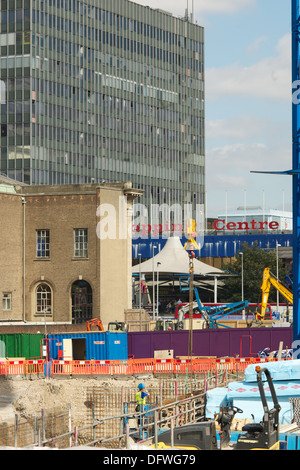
[{"x1": 0, "y1": 357, "x2": 290, "y2": 377}]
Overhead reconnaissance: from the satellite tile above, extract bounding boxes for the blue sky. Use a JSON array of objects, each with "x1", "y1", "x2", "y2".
[{"x1": 132, "y1": 0, "x2": 292, "y2": 217}]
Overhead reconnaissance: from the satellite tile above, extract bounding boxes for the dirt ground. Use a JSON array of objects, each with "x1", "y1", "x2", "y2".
[{"x1": 0, "y1": 375, "x2": 156, "y2": 426}]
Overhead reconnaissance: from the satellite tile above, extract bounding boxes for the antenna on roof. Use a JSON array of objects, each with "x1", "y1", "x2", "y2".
[
  {"x1": 185, "y1": 0, "x2": 194, "y2": 23},
  {"x1": 185, "y1": 0, "x2": 189, "y2": 21}
]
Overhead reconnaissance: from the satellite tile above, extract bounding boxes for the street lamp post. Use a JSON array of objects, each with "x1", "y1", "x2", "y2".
[
  {"x1": 138, "y1": 253, "x2": 142, "y2": 309},
  {"x1": 157, "y1": 262, "x2": 161, "y2": 317},
  {"x1": 276, "y1": 242, "x2": 281, "y2": 313},
  {"x1": 239, "y1": 252, "x2": 244, "y2": 319}
]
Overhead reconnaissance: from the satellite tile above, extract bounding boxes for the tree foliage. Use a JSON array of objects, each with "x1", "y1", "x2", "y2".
[{"x1": 218, "y1": 242, "x2": 289, "y2": 304}]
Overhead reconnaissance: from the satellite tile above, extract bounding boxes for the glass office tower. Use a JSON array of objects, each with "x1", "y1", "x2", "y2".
[{"x1": 0, "y1": 0, "x2": 205, "y2": 209}]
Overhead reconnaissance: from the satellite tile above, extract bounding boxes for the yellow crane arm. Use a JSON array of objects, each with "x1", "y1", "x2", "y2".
[{"x1": 259, "y1": 267, "x2": 293, "y2": 320}]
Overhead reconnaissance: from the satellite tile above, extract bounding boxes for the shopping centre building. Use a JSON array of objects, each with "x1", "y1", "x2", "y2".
[{"x1": 132, "y1": 206, "x2": 293, "y2": 268}]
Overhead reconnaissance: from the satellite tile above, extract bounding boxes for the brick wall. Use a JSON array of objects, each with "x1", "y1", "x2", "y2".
[
  {"x1": 0, "y1": 193, "x2": 23, "y2": 320},
  {"x1": 0, "y1": 183, "x2": 141, "y2": 327}
]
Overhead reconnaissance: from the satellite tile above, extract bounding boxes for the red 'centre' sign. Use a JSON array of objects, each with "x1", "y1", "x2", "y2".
[{"x1": 213, "y1": 219, "x2": 279, "y2": 231}]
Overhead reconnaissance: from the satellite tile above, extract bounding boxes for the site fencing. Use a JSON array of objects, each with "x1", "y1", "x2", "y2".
[{"x1": 0, "y1": 356, "x2": 288, "y2": 378}]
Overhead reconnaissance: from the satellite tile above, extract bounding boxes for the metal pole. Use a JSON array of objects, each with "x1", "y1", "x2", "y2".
[
  {"x1": 126, "y1": 423, "x2": 130, "y2": 449},
  {"x1": 152, "y1": 245, "x2": 157, "y2": 319},
  {"x1": 119, "y1": 386, "x2": 124, "y2": 448},
  {"x1": 154, "y1": 409, "x2": 158, "y2": 449},
  {"x1": 92, "y1": 403, "x2": 96, "y2": 447},
  {"x1": 276, "y1": 242, "x2": 280, "y2": 313},
  {"x1": 34, "y1": 416, "x2": 38, "y2": 445},
  {"x1": 14, "y1": 414, "x2": 18, "y2": 448},
  {"x1": 22, "y1": 198, "x2": 26, "y2": 322},
  {"x1": 156, "y1": 262, "x2": 161, "y2": 316},
  {"x1": 170, "y1": 417, "x2": 174, "y2": 448},
  {"x1": 292, "y1": 0, "x2": 300, "y2": 346},
  {"x1": 188, "y1": 254, "x2": 194, "y2": 359},
  {"x1": 74, "y1": 426, "x2": 78, "y2": 446},
  {"x1": 42, "y1": 409, "x2": 45, "y2": 443},
  {"x1": 239, "y1": 252, "x2": 244, "y2": 319},
  {"x1": 69, "y1": 403, "x2": 72, "y2": 448},
  {"x1": 138, "y1": 253, "x2": 142, "y2": 309}
]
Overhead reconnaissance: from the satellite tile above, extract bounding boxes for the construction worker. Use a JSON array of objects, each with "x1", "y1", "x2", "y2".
[
  {"x1": 135, "y1": 383, "x2": 149, "y2": 428},
  {"x1": 135, "y1": 383, "x2": 149, "y2": 412}
]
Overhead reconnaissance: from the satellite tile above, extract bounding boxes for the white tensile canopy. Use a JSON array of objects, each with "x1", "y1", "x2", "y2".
[{"x1": 132, "y1": 236, "x2": 223, "y2": 276}]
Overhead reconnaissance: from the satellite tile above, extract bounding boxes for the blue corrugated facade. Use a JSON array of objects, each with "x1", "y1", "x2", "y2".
[
  {"x1": 47, "y1": 332, "x2": 128, "y2": 361},
  {"x1": 132, "y1": 233, "x2": 292, "y2": 259}
]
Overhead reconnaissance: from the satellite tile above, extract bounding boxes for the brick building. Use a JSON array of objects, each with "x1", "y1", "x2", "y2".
[{"x1": 0, "y1": 178, "x2": 142, "y2": 327}]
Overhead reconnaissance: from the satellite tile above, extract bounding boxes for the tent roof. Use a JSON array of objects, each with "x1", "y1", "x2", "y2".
[{"x1": 132, "y1": 237, "x2": 223, "y2": 276}]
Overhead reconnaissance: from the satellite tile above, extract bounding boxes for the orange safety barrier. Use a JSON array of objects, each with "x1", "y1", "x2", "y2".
[
  {"x1": 128, "y1": 358, "x2": 154, "y2": 375},
  {"x1": 0, "y1": 356, "x2": 290, "y2": 377},
  {"x1": 0, "y1": 361, "x2": 6, "y2": 375},
  {"x1": 51, "y1": 360, "x2": 73, "y2": 376},
  {"x1": 26, "y1": 359, "x2": 45, "y2": 375},
  {"x1": 50, "y1": 357, "x2": 290, "y2": 376},
  {"x1": 91, "y1": 360, "x2": 114, "y2": 375},
  {"x1": 154, "y1": 359, "x2": 174, "y2": 374},
  {"x1": 112, "y1": 360, "x2": 132, "y2": 375},
  {"x1": 5, "y1": 360, "x2": 26, "y2": 376}
]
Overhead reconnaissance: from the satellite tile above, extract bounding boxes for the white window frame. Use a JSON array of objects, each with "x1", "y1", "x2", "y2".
[
  {"x1": 74, "y1": 228, "x2": 88, "y2": 257},
  {"x1": 2, "y1": 292, "x2": 12, "y2": 311},
  {"x1": 36, "y1": 229, "x2": 50, "y2": 258},
  {"x1": 35, "y1": 283, "x2": 52, "y2": 316}
]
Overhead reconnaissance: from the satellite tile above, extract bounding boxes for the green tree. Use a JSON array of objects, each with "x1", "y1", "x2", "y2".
[{"x1": 219, "y1": 242, "x2": 289, "y2": 304}]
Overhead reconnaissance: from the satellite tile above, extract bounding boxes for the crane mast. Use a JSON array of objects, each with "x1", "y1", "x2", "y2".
[{"x1": 292, "y1": 0, "x2": 300, "y2": 345}]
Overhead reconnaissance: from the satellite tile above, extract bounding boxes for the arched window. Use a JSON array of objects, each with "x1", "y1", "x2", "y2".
[
  {"x1": 71, "y1": 280, "x2": 92, "y2": 324},
  {"x1": 36, "y1": 283, "x2": 52, "y2": 316}
]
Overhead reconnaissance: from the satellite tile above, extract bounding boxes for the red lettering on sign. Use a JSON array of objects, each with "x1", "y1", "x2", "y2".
[
  {"x1": 213, "y1": 219, "x2": 225, "y2": 230},
  {"x1": 269, "y1": 221, "x2": 279, "y2": 230},
  {"x1": 213, "y1": 219, "x2": 280, "y2": 231},
  {"x1": 227, "y1": 222, "x2": 236, "y2": 230}
]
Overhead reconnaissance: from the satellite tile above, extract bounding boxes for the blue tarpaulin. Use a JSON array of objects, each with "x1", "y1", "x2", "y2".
[
  {"x1": 206, "y1": 360, "x2": 300, "y2": 424},
  {"x1": 244, "y1": 360, "x2": 300, "y2": 382}
]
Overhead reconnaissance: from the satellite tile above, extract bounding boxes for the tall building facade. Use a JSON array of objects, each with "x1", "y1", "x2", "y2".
[{"x1": 0, "y1": 0, "x2": 205, "y2": 209}]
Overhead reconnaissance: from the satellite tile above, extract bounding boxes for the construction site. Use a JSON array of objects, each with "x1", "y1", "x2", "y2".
[
  {"x1": 0, "y1": 197, "x2": 297, "y2": 452},
  {"x1": 0, "y1": 235, "x2": 298, "y2": 451},
  {"x1": 0, "y1": 203, "x2": 298, "y2": 451},
  {"x1": 0, "y1": 345, "x2": 299, "y2": 451},
  {"x1": 1, "y1": 0, "x2": 300, "y2": 454}
]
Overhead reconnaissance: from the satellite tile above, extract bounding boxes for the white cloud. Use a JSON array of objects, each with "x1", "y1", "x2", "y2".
[
  {"x1": 206, "y1": 116, "x2": 270, "y2": 141},
  {"x1": 130, "y1": 0, "x2": 256, "y2": 18},
  {"x1": 246, "y1": 36, "x2": 268, "y2": 54},
  {"x1": 129, "y1": 0, "x2": 185, "y2": 16},
  {"x1": 195, "y1": 0, "x2": 256, "y2": 14},
  {"x1": 206, "y1": 34, "x2": 291, "y2": 101},
  {"x1": 205, "y1": 138, "x2": 291, "y2": 199}
]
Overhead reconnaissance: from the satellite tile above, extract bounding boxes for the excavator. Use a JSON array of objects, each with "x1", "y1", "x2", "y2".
[
  {"x1": 86, "y1": 318, "x2": 127, "y2": 332},
  {"x1": 86, "y1": 318, "x2": 105, "y2": 331},
  {"x1": 257, "y1": 268, "x2": 293, "y2": 322}
]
